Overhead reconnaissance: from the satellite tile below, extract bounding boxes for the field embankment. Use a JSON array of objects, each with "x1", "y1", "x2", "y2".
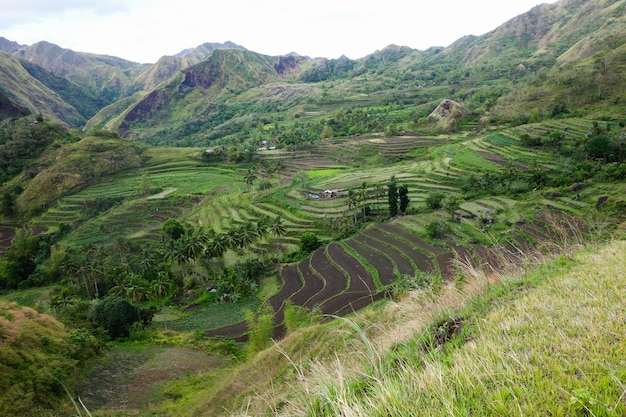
[{"x1": 154, "y1": 239, "x2": 626, "y2": 416}]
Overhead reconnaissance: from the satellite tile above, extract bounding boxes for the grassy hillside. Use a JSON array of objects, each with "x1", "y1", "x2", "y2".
[
  {"x1": 0, "y1": 301, "x2": 99, "y2": 417},
  {"x1": 147, "y1": 238, "x2": 626, "y2": 416},
  {"x1": 1, "y1": 1, "x2": 626, "y2": 415}
]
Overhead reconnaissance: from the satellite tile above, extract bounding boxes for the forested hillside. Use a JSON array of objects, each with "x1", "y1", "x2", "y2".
[{"x1": 1, "y1": 0, "x2": 625, "y2": 415}]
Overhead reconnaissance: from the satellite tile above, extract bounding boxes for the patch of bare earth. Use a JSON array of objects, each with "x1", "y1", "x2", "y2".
[{"x1": 80, "y1": 346, "x2": 226, "y2": 412}]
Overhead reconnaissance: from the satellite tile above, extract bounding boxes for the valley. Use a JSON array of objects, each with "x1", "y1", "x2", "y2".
[{"x1": 1, "y1": 0, "x2": 626, "y2": 415}]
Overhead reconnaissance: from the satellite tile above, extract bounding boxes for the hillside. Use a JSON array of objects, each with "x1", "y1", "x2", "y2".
[
  {"x1": 0, "y1": 51, "x2": 84, "y2": 125},
  {"x1": 149, "y1": 239, "x2": 626, "y2": 416},
  {"x1": 1, "y1": 0, "x2": 624, "y2": 143},
  {"x1": 1, "y1": 0, "x2": 626, "y2": 415},
  {"x1": 0, "y1": 301, "x2": 98, "y2": 417}
]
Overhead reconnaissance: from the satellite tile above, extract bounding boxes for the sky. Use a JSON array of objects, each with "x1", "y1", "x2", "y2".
[{"x1": 0, "y1": 0, "x2": 557, "y2": 64}]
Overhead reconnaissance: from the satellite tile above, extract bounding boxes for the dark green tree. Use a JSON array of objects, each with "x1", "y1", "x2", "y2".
[
  {"x1": 162, "y1": 218, "x2": 185, "y2": 240},
  {"x1": 387, "y1": 176, "x2": 398, "y2": 217},
  {"x1": 91, "y1": 297, "x2": 141, "y2": 340},
  {"x1": 270, "y1": 216, "x2": 286, "y2": 259},
  {"x1": 442, "y1": 196, "x2": 462, "y2": 219},
  {"x1": 299, "y1": 232, "x2": 321, "y2": 253},
  {"x1": 425, "y1": 192, "x2": 445, "y2": 210},
  {"x1": 398, "y1": 184, "x2": 410, "y2": 214}
]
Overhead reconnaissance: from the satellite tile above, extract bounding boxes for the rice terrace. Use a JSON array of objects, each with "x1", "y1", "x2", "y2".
[{"x1": 2, "y1": 0, "x2": 626, "y2": 414}]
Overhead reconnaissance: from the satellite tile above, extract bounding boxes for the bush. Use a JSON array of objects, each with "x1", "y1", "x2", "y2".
[
  {"x1": 425, "y1": 192, "x2": 445, "y2": 210},
  {"x1": 245, "y1": 305, "x2": 275, "y2": 355},
  {"x1": 283, "y1": 301, "x2": 320, "y2": 333},
  {"x1": 425, "y1": 221, "x2": 450, "y2": 239},
  {"x1": 299, "y1": 232, "x2": 321, "y2": 253},
  {"x1": 91, "y1": 297, "x2": 141, "y2": 340}
]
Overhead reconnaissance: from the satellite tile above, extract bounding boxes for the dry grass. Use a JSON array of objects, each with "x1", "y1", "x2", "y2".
[{"x1": 273, "y1": 240, "x2": 626, "y2": 416}]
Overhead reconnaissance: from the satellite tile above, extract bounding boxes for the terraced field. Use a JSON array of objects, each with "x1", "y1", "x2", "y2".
[{"x1": 200, "y1": 124, "x2": 599, "y2": 341}]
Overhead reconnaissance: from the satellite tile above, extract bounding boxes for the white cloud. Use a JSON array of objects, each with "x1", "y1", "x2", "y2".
[{"x1": 0, "y1": 0, "x2": 554, "y2": 63}]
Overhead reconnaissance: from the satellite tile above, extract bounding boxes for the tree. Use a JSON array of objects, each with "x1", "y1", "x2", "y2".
[
  {"x1": 398, "y1": 184, "x2": 410, "y2": 214},
  {"x1": 244, "y1": 168, "x2": 257, "y2": 193},
  {"x1": 346, "y1": 188, "x2": 359, "y2": 225},
  {"x1": 294, "y1": 171, "x2": 308, "y2": 189},
  {"x1": 238, "y1": 222, "x2": 258, "y2": 260},
  {"x1": 388, "y1": 176, "x2": 398, "y2": 217},
  {"x1": 162, "y1": 218, "x2": 185, "y2": 240},
  {"x1": 270, "y1": 216, "x2": 286, "y2": 260},
  {"x1": 245, "y1": 304, "x2": 275, "y2": 355},
  {"x1": 149, "y1": 272, "x2": 174, "y2": 329},
  {"x1": 357, "y1": 181, "x2": 369, "y2": 217},
  {"x1": 425, "y1": 192, "x2": 445, "y2": 210},
  {"x1": 91, "y1": 297, "x2": 141, "y2": 340},
  {"x1": 299, "y1": 232, "x2": 321, "y2": 253},
  {"x1": 586, "y1": 134, "x2": 617, "y2": 162},
  {"x1": 442, "y1": 196, "x2": 462, "y2": 219},
  {"x1": 373, "y1": 183, "x2": 384, "y2": 212}
]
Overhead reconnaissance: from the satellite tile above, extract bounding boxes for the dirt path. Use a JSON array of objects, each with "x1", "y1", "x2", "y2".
[{"x1": 79, "y1": 345, "x2": 226, "y2": 412}]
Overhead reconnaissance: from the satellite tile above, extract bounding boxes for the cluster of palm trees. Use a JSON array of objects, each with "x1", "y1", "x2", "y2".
[
  {"x1": 56, "y1": 215, "x2": 288, "y2": 309},
  {"x1": 346, "y1": 181, "x2": 387, "y2": 225},
  {"x1": 244, "y1": 159, "x2": 285, "y2": 192},
  {"x1": 160, "y1": 215, "x2": 287, "y2": 283}
]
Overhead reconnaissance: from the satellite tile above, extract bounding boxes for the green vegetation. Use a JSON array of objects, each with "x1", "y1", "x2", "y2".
[
  {"x1": 0, "y1": 302, "x2": 100, "y2": 417},
  {"x1": 2, "y1": 1, "x2": 626, "y2": 413}
]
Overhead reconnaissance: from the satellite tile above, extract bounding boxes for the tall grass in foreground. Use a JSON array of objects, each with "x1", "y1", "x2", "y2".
[{"x1": 272, "y1": 239, "x2": 626, "y2": 416}]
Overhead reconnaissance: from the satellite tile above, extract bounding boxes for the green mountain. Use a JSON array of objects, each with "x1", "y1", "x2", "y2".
[
  {"x1": 82, "y1": 0, "x2": 626, "y2": 146},
  {"x1": 1, "y1": 0, "x2": 626, "y2": 415},
  {"x1": 0, "y1": 51, "x2": 84, "y2": 125},
  {"x1": 13, "y1": 41, "x2": 149, "y2": 103}
]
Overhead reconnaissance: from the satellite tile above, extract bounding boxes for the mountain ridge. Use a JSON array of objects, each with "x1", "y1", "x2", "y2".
[{"x1": 1, "y1": 0, "x2": 625, "y2": 138}]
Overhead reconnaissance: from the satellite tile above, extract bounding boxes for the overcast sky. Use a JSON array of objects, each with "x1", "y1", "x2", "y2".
[{"x1": 0, "y1": 0, "x2": 556, "y2": 63}]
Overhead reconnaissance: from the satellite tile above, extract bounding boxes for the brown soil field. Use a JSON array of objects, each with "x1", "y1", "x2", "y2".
[
  {"x1": 305, "y1": 248, "x2": 349, "y2": 310},
  {"x1": 363, "y1": 227, "x2": 436, "y2": 274},
  {"x1": 318, "y1": 243, "x2": 376, "y2": 314},
  {"x1": 289, "y1": 256, "x2": 325, "y2": 307},
  {"x1": 344, "y1": 239, "x2": 397, "y2": 286},
  {"x1": 80, "y1": 346, "x2": 226, "y2": 411},
  {"x1": 352, "y1": 234, "x2": 416, "y2": 278}
]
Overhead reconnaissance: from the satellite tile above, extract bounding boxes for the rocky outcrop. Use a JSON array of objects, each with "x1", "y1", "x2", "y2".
[{"x1": 426, "y1": 99, "x2": 468, "y2": 133}]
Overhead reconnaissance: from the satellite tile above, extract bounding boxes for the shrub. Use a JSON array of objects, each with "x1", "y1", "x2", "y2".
[
  {"x1": 283, "y1": 301, "x2": 320, "y2": 333},
  {"x1": 246, "y1": 305, "x2": 275, "y2": 355},
  {"x1": 90, "y1": 297, "x2": 141, "y2": 340},
  {"x1": 299, "y1": 232, "x2": 321, "y2": 253},
  {"x1": 425, "y1": 221, "x2": 450, "y2": 239},
  {"x1": 425, "y1": 192, "x2": 445, "y2": 210}
]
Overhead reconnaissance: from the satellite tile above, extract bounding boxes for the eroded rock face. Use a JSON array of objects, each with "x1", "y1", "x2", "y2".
[
  {"x1": 274, "y1": 55, "x2": 303, "y2": 75},
  {"x1": 425, "y1": 99, "x2": 468, "y2": 133}
]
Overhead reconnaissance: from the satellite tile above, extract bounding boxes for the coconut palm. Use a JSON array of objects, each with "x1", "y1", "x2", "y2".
[
  {"x1": 149, "y1": 272, "x2": 174, "y2": 329},
  {"x1": 357, "y1": 181, "x2": 369, "y2": 218},
  {"x1": 238, "y1": 222, "x2": 258, "y2": 260},
  {"x1": 270, "y1": 216, "x2": 286, "y2": 260},
  {"x1": 244, "y1": 168, "x2": 257, "y2": 193},
  {"x1": 255, "y1": 216, "x2": 271, "y2": 263},
  {"x1": 347, "y1": 188, "x2": 358, "y2": 225}
]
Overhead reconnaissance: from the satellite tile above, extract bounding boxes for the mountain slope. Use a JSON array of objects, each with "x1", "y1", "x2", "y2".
[
  {"x1": 14, "y1": 41, "x2": 149, "y2": 104},
  {"x1": 86, "y1": 0, "x2": 626, "y2": 146},
  {"x1": 0, "y1": 51, "x2": 83, "y2": 125},
  {"x1": 115, "y1": 48, "x2": 300, "y2": 145}
]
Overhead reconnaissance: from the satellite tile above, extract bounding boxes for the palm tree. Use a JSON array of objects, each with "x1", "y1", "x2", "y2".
[
  {"x1": 255, "y1": 216, "x2": 271, "y2": 263},
  {"x1": 347, "y1": 188, "x2": 358, "y2": 226},
  {"x1": 374, "y1": 183, "x2": 384, "y2": 212},
  {"x1": 357, "y1": 181, "x2": 369, "y2": 218},
  {"x1": 226, "y1": 225, "x2": 244, "y2": 270},
  {"x1": 270, "y1": 216, "x2": 286, "y2": 261},
  {"x1": 238, "y1": 222, "x2": 258, "y2": 260},
  {"x1": 149, "y1": 272, "x2": 174, "y2": 329},
  {"x1": 208, "y1": 232, "x2": 228, "y2": 269},
  {"x1": 180, "y1": 230, "x2": 205, "y2": 282},
  {"x1": 244, "y1": 168, "x2": 257, "y2": 193}
]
